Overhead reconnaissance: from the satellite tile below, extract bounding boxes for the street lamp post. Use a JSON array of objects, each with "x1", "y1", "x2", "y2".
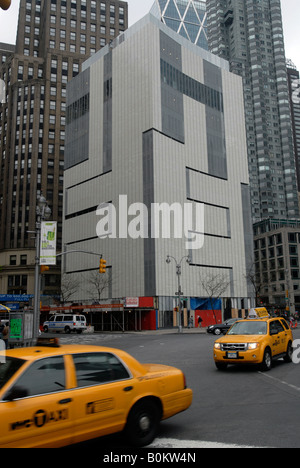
[
  {"x1": 166, "y1": 255, "x2": 190, "y2": 333},
  {"x1": 33, "y1": 195, "x2": 51, "y2": 342}
]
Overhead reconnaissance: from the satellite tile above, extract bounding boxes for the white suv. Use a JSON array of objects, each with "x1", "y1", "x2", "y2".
[{"x1": 43, "y1": 314, "x2": 87, "y2": 334}]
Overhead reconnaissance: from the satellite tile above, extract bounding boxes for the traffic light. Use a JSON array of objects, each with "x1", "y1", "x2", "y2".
[
  {"x1": 99, "y1": 258, "x2": 107, "y2": 274},
  {"x1": 0, "y1": 0, "x2": 11, "y2": 10},
  {"x1": 40, "y1": 265, "x2": 50, "y2": 274}
]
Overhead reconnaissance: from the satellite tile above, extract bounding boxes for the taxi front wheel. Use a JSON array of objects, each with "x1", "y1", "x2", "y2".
[
  {"x1": 215, "y1": 362, "x2": 228, "y2": 371},
  {"x1": 261, "y1": 348, "x2": 272, "y2": 372},
  {"x1": 124, "y1": 399, "x2": 160, "y2": 447}
]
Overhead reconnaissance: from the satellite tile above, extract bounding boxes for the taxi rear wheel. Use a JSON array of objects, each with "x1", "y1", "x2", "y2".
[
  {"x1": 284, "y1": 341, "x2": 293, "y2": 363},
  {"x1": 125, "y1": 399, "x2": 161, "y2": 447}
]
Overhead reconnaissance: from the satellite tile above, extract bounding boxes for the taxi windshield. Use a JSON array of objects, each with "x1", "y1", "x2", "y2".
[
  {"x1": 0, "y1": 357, "x2": 25, "y2": 390},
  {"x1": 227, "y1": 321, "x2": 267, "y2": 336}
]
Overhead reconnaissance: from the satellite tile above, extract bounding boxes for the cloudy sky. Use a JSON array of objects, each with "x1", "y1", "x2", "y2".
[{"x1": 0, "y1": 0, "x2": 299, "y2": 70}]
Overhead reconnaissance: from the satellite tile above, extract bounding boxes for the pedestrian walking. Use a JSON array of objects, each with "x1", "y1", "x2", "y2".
[
  {"x1": 198, "y1": 316, "x2": 203, "y2": 328},
  {"x1": 188, "y1": 316, "x2": 193, "y2": 329},
  {"x1": 2, "y1": 322, "x2": 9, "y2": 349}
]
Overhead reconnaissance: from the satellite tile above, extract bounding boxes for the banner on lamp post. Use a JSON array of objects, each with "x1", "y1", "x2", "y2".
[{"x1": 40, "y1": 221, "x2": 57, "y2": 265}]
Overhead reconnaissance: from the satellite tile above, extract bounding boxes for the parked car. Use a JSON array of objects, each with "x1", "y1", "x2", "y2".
[
  {"x1": 43, "y1": 314, "x2": 87, "y2": 334},
  {"x1": 207, "y1": 318, "x2": 240, "y2": 335},
  {"x1": 0, "y1": 338, "x2": 193, "y2": 448}
]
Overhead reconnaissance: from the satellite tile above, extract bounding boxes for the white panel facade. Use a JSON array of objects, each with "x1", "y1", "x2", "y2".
[{"x1": 63, "y1": 14, "x2": 254, "y2": 310}]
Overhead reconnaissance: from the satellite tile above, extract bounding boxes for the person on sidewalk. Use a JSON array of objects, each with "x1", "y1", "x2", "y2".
[
  {"x1": 198, "y1": 316, "x2": 203, "y2": 328},
  {"x1": 2, "y1": 322, "x2": 9, "y2": 349}
]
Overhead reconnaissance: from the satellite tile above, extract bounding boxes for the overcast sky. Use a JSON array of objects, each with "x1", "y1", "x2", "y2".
[{"x1": 0, "y1": 0, "x2": 299, "y2": 70}]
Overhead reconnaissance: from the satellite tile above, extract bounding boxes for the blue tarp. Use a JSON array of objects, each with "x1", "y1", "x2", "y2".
[{"x1": 190, "y1": 297, "x2": 222, "y2": 310}]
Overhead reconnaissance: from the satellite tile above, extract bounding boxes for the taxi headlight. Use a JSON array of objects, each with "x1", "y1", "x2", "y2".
[
  {"x1": 248, "y1": 343, "x2": 259, "y2": 350},
  {"x1": 214, "y1": 343, "x2": 221, "y2": 349}
]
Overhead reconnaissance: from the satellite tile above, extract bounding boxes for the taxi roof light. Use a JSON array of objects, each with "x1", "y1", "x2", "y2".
[
  {"x1": 36, "y1": 337, "x2": 60, "y2": 348},
  {"x1": 247, "y1": 307, "x2": 270, "y2": 320}
]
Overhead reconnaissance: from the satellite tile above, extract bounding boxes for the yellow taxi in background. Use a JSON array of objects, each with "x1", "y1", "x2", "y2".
[
  {"x1": 214, "y1": 308, "x2": 294, "y2": 372},
  {"x1": 0, "y1": 339, "x2": 192, "y2": 448}
]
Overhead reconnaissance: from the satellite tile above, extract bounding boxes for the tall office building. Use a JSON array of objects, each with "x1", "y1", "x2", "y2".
[
  {"x1": 206, "y1": 0, "x2": 299, "y2": 222},
  {"x1": 63, "y1": 13, "x2": 254, "y2": 329},
  {"x1": 0, "y1": 0, "x2": 128, "y2": 299},
  {"x1": 151, "y1": 0, "x2": 208, "y2": 50},
  {"x1": 287, "y1": 60, "x2": 300, "y2": 193}
]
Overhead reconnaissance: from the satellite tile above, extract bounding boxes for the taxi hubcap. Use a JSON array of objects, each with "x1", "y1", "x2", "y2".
[
  {"x1": 139, "y1": 415, "x2": 151, "y2": 432},
  {"x1": 265, "y1": 353, "x2": 271, "y2": 367}
]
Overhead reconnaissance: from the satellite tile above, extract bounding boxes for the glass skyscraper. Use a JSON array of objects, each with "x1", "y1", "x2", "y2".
[
  {"x1": 151, "y1": 0, "x2": 208, "y2": 50},
  {"x1": 206, "y1": 0, "x2": 299, "y2": 221},
  {"x1": 287, "y1": 60, "x2": 300, "y2": 192}
]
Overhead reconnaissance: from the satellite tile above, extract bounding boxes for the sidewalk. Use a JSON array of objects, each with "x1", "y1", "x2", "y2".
[
  {"x1": 135, "y1": 327, "x2": 207, "y2": 335},
  {"x1": 91, "y1": 327, "x2": 207, "y2": 336}
]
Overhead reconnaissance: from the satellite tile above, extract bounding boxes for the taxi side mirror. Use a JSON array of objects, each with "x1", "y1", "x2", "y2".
[{"x1": 4, "y1": 386, "x2": 28, "y2": 401}]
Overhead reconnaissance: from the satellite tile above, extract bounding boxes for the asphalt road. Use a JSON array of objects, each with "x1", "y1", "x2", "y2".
[{"x1": 58, "y1": 328, "x2": 300, "y2": 449}]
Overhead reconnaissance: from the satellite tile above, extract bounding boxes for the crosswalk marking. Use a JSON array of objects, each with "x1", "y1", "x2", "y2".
[{"x1": 150, "y1": 437, "x2": 260, "y2": 448}]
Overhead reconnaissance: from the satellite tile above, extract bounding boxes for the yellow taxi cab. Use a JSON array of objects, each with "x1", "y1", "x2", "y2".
[
  {"x1": 0, "y1": 338, "x2": 192, "y2": 448},
  {"x1": 214, "y1": 308, "x2": 294, "y2": 372}
]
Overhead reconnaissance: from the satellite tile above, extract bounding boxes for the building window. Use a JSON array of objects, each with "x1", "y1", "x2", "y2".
[
  {"x1": 66, "y1": 93, "x2": 90, "y2": 124},
  {"x1": 160, "y1": 59, "x2": 224, "y2": 112},
  {"x1": 288, "y1": 232, "x2": 297, "y2": 243},
  {"x1": 20, "y1": 255, "x2": 27, "y2": 265},
  {"x1": 9, "y1": 255, "x2": 17, "y2": 265},
  {"x1": 7, "y1": 275, "x2": 28, "y2": 293}
]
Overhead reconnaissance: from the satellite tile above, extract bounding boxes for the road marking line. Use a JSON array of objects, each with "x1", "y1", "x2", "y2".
[
  {"x1": 150, "y1": 438, "x2": 260, "y2": 448},
  {"x1": 258, "y1": 372, "x2": 300, "y2": 394}
]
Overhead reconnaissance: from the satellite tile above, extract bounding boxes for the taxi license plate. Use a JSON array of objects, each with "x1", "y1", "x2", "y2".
[{"x1": 227, "y1": 352, "x2": 238, "y2": 359}]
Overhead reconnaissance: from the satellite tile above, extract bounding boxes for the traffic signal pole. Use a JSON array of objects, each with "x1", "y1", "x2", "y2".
[
  {"x1": 166, "y1": 255, "x2": 190, "y2": 333},
  {"x1": 57, "y1": 249, "x2": 104, "y2": 258},
  {"x1": 57, "y1": 250, "x2": 107, "y2": 275}
]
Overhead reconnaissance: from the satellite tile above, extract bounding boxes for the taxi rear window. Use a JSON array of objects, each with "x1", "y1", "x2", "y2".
[
  {"x1": 73, "y1": 353, "x2": 130, "y2": 387},
  {"x1": 0, "y1": 358, "x2": 25, "y2": 391},
  {"x1": 280, "y1": 319, "x2": 289, "y2": 331}
]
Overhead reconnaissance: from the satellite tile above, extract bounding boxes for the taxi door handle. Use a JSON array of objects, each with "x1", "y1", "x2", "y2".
[
  {"x1": 123, "y1": 386, "x2": 134, "y2": 392},
  {"x1": 58, "y1": 398, "x2": 73, "y2": 405}
]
